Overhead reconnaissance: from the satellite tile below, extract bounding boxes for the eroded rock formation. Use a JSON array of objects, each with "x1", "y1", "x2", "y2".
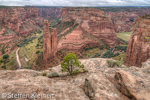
[
  {"x1": 43, "y1": 20, "x2": 57, "y2": 61},
  {"x1": 0, "y1": 7, "x2": 62, "y2": 54},
  {"x1": 126, "y1": 14, "x2": 150, "y2": 67},
  {"x1": 105, "y1": 12, "x2": 138, "y2": 33},
  {"x1": 38, "y1": 7, "x2": 61, "y2": 20},
  {"x1": 57, "y1": 8, "x2": 116, "y2": 52},
  {"x1": 104, "y1": 8, "x2": 150, "y2": 33},
  {"x1": 0, "y1": 7, "x2": 44, "y2": 54}
]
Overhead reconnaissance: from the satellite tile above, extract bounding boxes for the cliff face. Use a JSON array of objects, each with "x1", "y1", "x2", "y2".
[
  {"x1": 126, "y1": 14, "x2": 150, "y2": 67},
  {"x1": 104, "y1": 8, "x2": 150, "y2": 33},
  {"x1": 0, "y1": 7, "x2": 44, "y2": 54},
  {"x1": 58, "y1": 8, "x2": 116, "y2": 51},
  {"x1": 43, "y1": 20, "x2": 57, "y2": 61},
  {"x1": 38, "y1": 7, "x2": 61, "y2": 20},
  {"x1": 0, "y1": 7, "x2": 42, "y2": 34},
  {"x1": 105, "y1": 11, "x2": 139, "y2": 33}
]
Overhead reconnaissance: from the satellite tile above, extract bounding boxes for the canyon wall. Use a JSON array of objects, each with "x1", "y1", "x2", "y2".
[
  {"x1": 57, "y1": 7, "x2": 117, "y2": 51},
  {"x1": 105, "y1": 12, "x2": 138, "y2": 33},
  {"x1": 43, "y1": 20, "x2": 57, "y2": 61},
  {"x1": 0, "y1": 7, "x2": 43, "y2": 35},
  {"x1": 126, "y1": 14, "x2": 150, "y2": 67},
  {"x1": 104, "y1": 8, "x2": 150, "y2": 33},
  {"x1": 38, "y1": 7, "x2": 61, "y2": 20},
  {"x1": 0, "y1": 7, "x2": 44, "y2": 54},
  {"x1": 0, "y1": 7, "x2": 62, "y2": 55}
]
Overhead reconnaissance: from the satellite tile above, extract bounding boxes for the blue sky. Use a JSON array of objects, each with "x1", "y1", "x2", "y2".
[{"x1": 0, "y1": 0, "x2": 149, "y2": 6}]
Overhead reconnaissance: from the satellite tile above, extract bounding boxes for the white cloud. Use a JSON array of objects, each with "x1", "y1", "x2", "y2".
[{"x1": 0, "y1": 0, "x2": 149, "y2": 6}]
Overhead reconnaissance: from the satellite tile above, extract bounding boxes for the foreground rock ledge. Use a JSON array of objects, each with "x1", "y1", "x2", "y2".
[{"x1": 0, "y1": 58, "x2": 150, "y2": 100}]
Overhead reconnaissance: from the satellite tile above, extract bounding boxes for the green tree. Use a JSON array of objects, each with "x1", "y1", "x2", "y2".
[
  {"x1": 0, "y1": 58, "x2": 2, "y2": 65},
  {"x1": 3, "y1": 54, "x2": 9, "y2": 59},
  {"x1": 36, "y1": 50, "x2": 40, "y2": 54},
  {"x1": 61, "y1": 53, "x2": 84, "y2": 75},
  {"x1": 1, "y1": 48, "x2": 5, "y2": 54}
]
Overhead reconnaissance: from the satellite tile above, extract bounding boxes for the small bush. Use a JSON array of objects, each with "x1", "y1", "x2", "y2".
[
  {"x1": 0, "y1": 58, "x2": 2, "y2": 65},
  {"x1": 48, "y1": 72, "x2": 60, "y2": 78},
  {"x1": 78, "y1": 68, "x2": 88, "y2": 73},
  {"x1": 99, "y1": 46, "x2": 104, "y2": 50},
  {"x1": 92, "y1": 52, "x2": 101, "y2": 58},
  {"x1": 1, "y1": 65, "x2": 6, "y2": 69},
  {"x1": 101, "y1": 50, "x2": 113, "y2": 58},
  {"x1": 42, "y1": 72, "x2": 47, "y2": 76},
  {"x1": 36, "y1": 43, "x2": 39, "y2": 47},
  {"x1": 113, "y1": 52, "x2": 120, "y2": 57},
  {"x1": 1, "y1": 48, "x2": 5, "y2": 54},
  {"x1": 115, "y1": 46, "x2": 127, "y2": 52},
  {"x1": 36, "y1": 50, "x2": 40, "y2": 54},
  {"x1": 33, "y1": 73, "x2": 39, "y2": 77},
  {"x1": 25, "y1": 65, "x2": 31, "y2": 69},
  {"x1": 3, "y1": 54, "x2": 9, "y2": 59},
  {"x1": 107, "y1": 60, "x2": 115, "y2": 68},
  {"x1": 107, "y1": 58, "x2": 124, "y2": 68}
]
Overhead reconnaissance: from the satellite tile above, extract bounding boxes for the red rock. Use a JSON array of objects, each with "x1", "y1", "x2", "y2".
[
  {"x1": 115, "y1": 70, "x2": 150, "y2": 100},
  {"x1": 105, "y1": 11, "x2": 139, "y2": 33},
  {"x1": 58, "y1": 7, "x2": 117, "y2": 51},
  {"x1": 126, "y1": 15, "x2": 150, "y2": 67},
  {"x1": 51, "y1": 28, "x2": 58, "y2": 56},
  {"x1": 43, "y1": 20, "x2": 57, "y2": 61},
  {"x1": 38, "y1": 8, "x2": 61, "y2": 20},
  {"x1": 0, "y1": 7, "x2": 44, "y2": 53}
]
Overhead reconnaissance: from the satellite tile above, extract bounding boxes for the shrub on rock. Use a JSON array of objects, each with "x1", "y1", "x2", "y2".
[
  {"x1": 61, "y1": 52, "x2": 84, "y2": 75},
  {"x1": 48, "y1": 72, "x2": 59, "y2": 78}
]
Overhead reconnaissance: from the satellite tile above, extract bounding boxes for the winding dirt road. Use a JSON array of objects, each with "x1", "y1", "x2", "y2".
[{"x1": 16, "y1": 48, "x2": 21, "y2": 69}]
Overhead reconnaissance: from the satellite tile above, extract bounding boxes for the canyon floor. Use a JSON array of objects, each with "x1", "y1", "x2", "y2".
[{"x1": 0, "y1": 58, "x2": 150, "y2": 100}]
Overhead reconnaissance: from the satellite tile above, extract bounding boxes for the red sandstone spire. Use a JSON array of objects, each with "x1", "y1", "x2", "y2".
[{"x1": 43, "y1": 20, "x2": 57, "y2": 61}]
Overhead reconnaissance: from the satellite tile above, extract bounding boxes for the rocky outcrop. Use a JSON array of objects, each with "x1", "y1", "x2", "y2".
[
  {"x1": 43, "y1": 20, "x2": 57, "y2": 61},
  {"x1": 115, "y1": 70, "x2": 150, "y2": 100},
  {"x1": 57, "y1": 7, "x2": 117, "y2": 52},
  {"x1": 0, "y1": 58, "x2": 150, "y2": 100},
  {"x1": 126, "y1": 14, "x2": 150, "y2": 67},
  {"x1": 0, "y1": 69, "x2": 89, "y2": 100},
  {"x1": 83, "y1": 73, "x2": 122, "y2": 100}
]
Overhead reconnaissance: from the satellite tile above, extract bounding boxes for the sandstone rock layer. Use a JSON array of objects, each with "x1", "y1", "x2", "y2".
[
  {"x1": 58, "y1": 7, "x2": 117, "y2": 51},
  {"x1": 1, "y1": 58, "x2": 150, "y2": 100},
  {"x1": 43, "y1": 20, "x2": 57, "y2": 61},
  {"x1": 126, "y1": 15, "x2": 150, "y2": 67}
]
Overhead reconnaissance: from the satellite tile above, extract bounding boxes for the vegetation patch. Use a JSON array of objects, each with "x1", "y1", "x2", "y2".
[
  {"x1": 107, "y1": 58, "x2": 124, "y2": 68},
  {"x1": 113, "y1": 53, "x2": 126, "y2": 63},
  {"x1": 101, "y1": 48, "x2": 120, "y2": 58},
  {"x1": 115, "y1": 45, "x2": 127, "y2": 52},
  {"x1": 92, "y1": 52, "x2": 101, "y2": 58},
  {"x1": 116, "y1": 32, "x2": 132, "y2": 42},
  {"x1": 18, "y1": 36, "x2": 36, "y2": 47},
  {"x1": 53, "y1": 19, "x2": 75, "y2": 35},
  {"x1": 42, "y1": 72, "x2": 47, "y2": 76},
  {"x1": 48, "y1": 72, "x2": 60, "y2": 78}
]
